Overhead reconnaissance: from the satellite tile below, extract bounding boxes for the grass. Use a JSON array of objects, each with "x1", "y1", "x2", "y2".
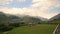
[{"x1": 7, "y1": 24, "x2": 57, "y2": 34}]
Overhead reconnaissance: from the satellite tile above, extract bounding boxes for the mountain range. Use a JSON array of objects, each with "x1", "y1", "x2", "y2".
[
  {"x1": 1, "y1": 12, "x2": 60, "y2": 22},
  {"x1": 50, "y1": 14, "x2": 60, "y2": 20}
]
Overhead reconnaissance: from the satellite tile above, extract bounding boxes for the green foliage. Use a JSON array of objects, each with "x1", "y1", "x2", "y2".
[
  {"x1": 9, "y1": 23, "x2": 20, "y2": 27},
  {"x1": 0, "y1": 24, "x2": 13, "y2": 32},
  {"x1": 0, "y1": 12, "x2": 13, "y2": 32}
]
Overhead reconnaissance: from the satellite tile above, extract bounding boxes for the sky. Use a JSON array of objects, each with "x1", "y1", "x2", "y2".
[{"x1": 0, "y1": 0, "x2": 60, "y2": 19}]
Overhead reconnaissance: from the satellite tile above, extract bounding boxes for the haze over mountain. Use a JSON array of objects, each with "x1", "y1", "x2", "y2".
[
  {"x1": 6, "y1": 13, "x2": 48, "y2": 21},
  {"x1": 0, "y1": 11, "x2": 60, "y2": 21},
  {"x1": 34, "y1": 16, "x2": 48, "y2": 21}
]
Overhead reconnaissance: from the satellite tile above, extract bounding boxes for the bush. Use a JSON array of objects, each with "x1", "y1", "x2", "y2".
[
  {"x1": 9, "y1": 23, "x2": 20, "y2": 27},
  {"x1": 0, "y1": 24, "x2": 13, "y2": 32}
]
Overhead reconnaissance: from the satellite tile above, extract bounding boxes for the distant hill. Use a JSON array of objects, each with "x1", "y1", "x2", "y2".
[
  {"x1": 6, "y1": 14, "x2": 20, "y2": 19},
  {"x1": 0, "y1": 12, "x2": 10, "y2": 25},
  {"x1": 50, "y1": 14, "x2": 60, "y2": 20},
  {"x1": 35, "y1": 16, "x2": 48, "y2": 21},
  {"x1": 1, "y1": 12, "x2": 48, "y2": 23},
  {"x1": 49, "y1": 14, "x2": 60, "y2": 23},
  {"x1": 16, "y1": 15, "x2": 48, "y2": 21},
  {"x1": 5, "y1": 14, "x2": 41, "y2": 23},
  {"x1": 0, "y1": 12, "x2": 8, "y2": 21}
]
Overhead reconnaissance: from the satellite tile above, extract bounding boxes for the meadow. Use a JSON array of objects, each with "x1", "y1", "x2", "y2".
[{"x1": 7, "y1": 24, "x2": 57, "y2": 34}]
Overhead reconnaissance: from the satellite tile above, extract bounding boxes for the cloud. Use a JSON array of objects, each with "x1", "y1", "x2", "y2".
[
  {"x1": 0, "y1": 0, "x2": 60, "y2": 19},
  {"x1": 16, "y1": 0, "x2": 26, "y2": 2},
  {"x1": 32, "y1": 0, "x2": 48, "y2": 3},
  {"x1": 31, "y1": 0, "x2": 60, "y2": 13},
  {"x1": 0, "y1": 0, "x2": 13, "y2": 5},
  {"x1": 45, "y1": 6, "x2": 60, "y2": 13},
  {"x1": 0, "y1": 7, "x2": 59, "y2": 19},
  {"x1": 32, "y1": 0, "x2": 60, "y2": 8},
  {"x1": 31, "y1": 0, "x2": 51, "y2": 12}
]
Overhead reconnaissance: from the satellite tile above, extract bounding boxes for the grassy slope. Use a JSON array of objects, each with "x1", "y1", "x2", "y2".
[
  {"x1": 8, "y1": 24, "x2": 57, "y2": 34},
  {"x1": 51, "y1": 19, "x2": 60, "y2": 23}
]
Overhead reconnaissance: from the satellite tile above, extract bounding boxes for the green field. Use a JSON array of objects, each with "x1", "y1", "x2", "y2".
[{"x1": 7, "y1": 24, "x2": 57, "y2": 34}]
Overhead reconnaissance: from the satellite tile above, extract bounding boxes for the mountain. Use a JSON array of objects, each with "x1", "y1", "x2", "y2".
[
  {"x1": 35, "y1": 16, "x2": 48, "y2": 21},
  {"x1": 50, "y1": 14, "x2": 60, "y2": 20},
  {"x1": 49, "y1": 14, "x2": 60, "y2": 23},
  {"x1": 6, "y1": 13, "x2": 48, "y2": 22},
  {"x1": 0, "y1": 12, "x2": 8, "y2": 21},
  {"x1": 17, "y1": 15, "x2": 48, "y2": 21},
  {"x1": 6, "y1": 14, "x2": 20, "y2": 19},
  {"x1": 0, "y1": 12, "x2": 10, "y2": 25}
]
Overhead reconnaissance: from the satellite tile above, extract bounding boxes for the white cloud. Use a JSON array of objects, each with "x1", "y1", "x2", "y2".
[
  {"x1": 0, "y1": 0, "x2": 60, "y2": 19},
  {"x1": 32, "y1": 0, "x2": 60, "y2": 9},
  {"x1": 16, "y1": 0, "x2": 26, "y2": 2},
  {"x1": 32, "y1": 0, "x2": 48, "y2": 3},
  {"x1": 0, "y1": 0, "x2": 13, "y2": 5},
  {"x1": 31, "y1": 1, "x2": 52, "y2": 11},
  {"x1": 0, "y1": 7, "x2": 59, "y2": 19}
]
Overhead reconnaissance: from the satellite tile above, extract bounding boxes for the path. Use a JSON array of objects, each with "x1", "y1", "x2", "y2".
[{"x1": 55, "y1": 24, "x2": 60, "y2": 34}]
